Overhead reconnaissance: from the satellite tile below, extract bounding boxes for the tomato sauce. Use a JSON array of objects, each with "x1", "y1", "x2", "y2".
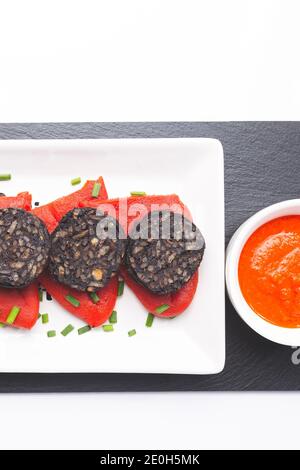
[{"x1": 239, "y1": 215, "x2": 300, "y2": 328}]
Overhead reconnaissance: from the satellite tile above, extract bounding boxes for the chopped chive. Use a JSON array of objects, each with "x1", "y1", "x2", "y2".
[
  {"x1": 0, "y1": 322, "x2": 5, "y2": 328},
  {"x1": 130, "y1": 191, "x2": 146, "y2": 197},
  {"x1": 6, "y1": 306, "x2": 21, "y2": 324},
  {"x1": 65, "y1": 294, "x2": 80, "y2": 307},
  {"x1": 117, "y1": 280, "x2": 125, "y2": 296},
  {"x1": 61, "y1": 324, "x2": 74, "y2": 336},
  {"x1": 92, "y1": 182, "x2": 101, "y2": 198},
  {"x1": 42, "y1": 313, "x2": 49, "y2": 324},
  {"x1": 38, "y1": 288, "x2": 43, "y2": 302},
  {"x1": 0, "y1": 174, "x2": 11, "y2": 181},
  {"x1": 71, "y1": 177, "x2": 81, "y2": 186},
  {"x1": 89, "y1": 292, "x2": 99, "y2": 304},
  {"x1": 155, "y1": 304, "x2": 170, "y2": 314},
  {"x1": 128, "y1": 329, "x2": 136, "y2": 337},
  {"x1": 102, "y1": 324, "x2": 114, "y2": 332},
  {"x1": 47, "y1": 330, "x2": 56, "y2": 338},
  {"x1": 78, "y1": 325, "x2": 91, "y2": 335},
  {"x1": 109, "y1": 310, "x2": 117, "y2": 324},
  {"x1": 38, "y1": 313, "x2": 42, "y2": 319},
  {"x1": 146, "y1": 313, "x2": 154, "y2": 327}
]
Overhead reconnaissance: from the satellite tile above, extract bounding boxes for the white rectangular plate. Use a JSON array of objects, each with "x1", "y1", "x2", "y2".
[{"x1": 0, "y1": 138, "x2": 224, "y2": 374}]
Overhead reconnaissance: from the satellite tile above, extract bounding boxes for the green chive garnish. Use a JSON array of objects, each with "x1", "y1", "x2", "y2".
[
  {"x1": 42, "y1": 313, "x2": 49, "y2": 324},
  {"x1": 78, "y1": 325, "x2": 91, "y2": 335},
  {"x1": 117, "y1": 280, "x2": 124, "y2": 296},
  {"x1": 92, "y1": 182, "x2": 101, "y2": 198},
  {"x1": 38, "y1": 288, "x2": 43, "y2": 302},
  {"x1": 146, "y1": 313, "x2": 154, "y2": 327},
  {"x1": 47, "y1": 330, "x2": 56, "y2": 338},
  {"x1": 6, "y1": 306, "x2": 21, "y2": 324},
  {"x1": 155, "y1": 304, "x2": 170, "y2": 314},
  {"x1": 38, "y1": 313, "x2": 42, "y2": 319},
  {"x1": 65, "y1": 295, "x2": 80, "y2": 307},
  {"x1": 0, "y1": 174, "x2": 11, "y2": 181},
  {"x1": 130, "y1": 191, "x2": 146, "y2": 197},
  {"x1": 71, "y1": 177, "x2": 81, "y2": 186},
  {"x1": 102, "y1": 324, "x2": 114, "y2": 332},
  {"x1": 61, "y1": 324, "x2": 74, "y2": 336},
  {"x1": 89, "y1": 292, "x2": 99, "y2": 304},
  {"x1": 109, "y1": 310, "x2": 117, "y2": 324},
  {"x1": 0, "y1": 323, "x2": 5, "y2": 328},
  {"x1": 128, "y1": 329, "x2": 136, "y2": 337}
]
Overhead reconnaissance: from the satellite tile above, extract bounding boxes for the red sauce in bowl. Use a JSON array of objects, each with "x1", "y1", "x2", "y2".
[{"x1": 239, "y1": 215, "x2": 300, "y2": 328}]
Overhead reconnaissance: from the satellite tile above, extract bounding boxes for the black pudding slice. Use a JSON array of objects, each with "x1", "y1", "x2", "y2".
[
  {"x1": 49, "y1": 207, "x2": 127, "y2": 292},
  {"x1": 126, "y1": 210, "x2": 205, "y2": 295},
  {"x1": 0, "y1": 208, "x2": 50, "y2": 288}
]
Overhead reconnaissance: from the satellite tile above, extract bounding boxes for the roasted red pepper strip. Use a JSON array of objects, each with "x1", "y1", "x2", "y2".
[
  {"x1": 81, "y1": 194, "x2": 197, "y2": 317},
  {"x1": 34, "y1": 177, "x2": 117, "y2": 327},
  {"x1": 32, "y1": 177, "x2": 107, "y2": 232},
  {"x1": 0, "y1": 193, "x2": 39, "y2": 329},
  {"x1": 40, "y1": 274, "x2": 118, "y2": 327},
  {"x1": 80, "y1": 194, "x2": 191, "y2": 235},
  {"x1": 0, "y1": 192, "x2": 32, "y2": 210},
  {"x1": 0, "y1": 283, "x2": 39, "y2": 329},
  {"x1": 121, "y1": 268, "x2": 198, "y2": 317}
]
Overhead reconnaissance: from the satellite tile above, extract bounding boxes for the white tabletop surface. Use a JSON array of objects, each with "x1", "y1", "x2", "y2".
[{"x1": 0, "y1": 0, "x2": 299, "y2": 450}]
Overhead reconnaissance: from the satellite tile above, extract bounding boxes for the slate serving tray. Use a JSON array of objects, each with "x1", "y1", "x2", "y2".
[{"x1": 0, "y1": 121, "x2": 299, "y2": 392}]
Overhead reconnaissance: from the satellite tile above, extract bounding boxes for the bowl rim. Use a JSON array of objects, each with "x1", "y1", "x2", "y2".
[{"x1": 226, "y1": 198, "x2": 300, "y2": 346}]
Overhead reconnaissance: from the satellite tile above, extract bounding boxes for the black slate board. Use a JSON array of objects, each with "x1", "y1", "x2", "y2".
[{"x1": 0, "y1": 121, "x2": 299, "y2": 392}]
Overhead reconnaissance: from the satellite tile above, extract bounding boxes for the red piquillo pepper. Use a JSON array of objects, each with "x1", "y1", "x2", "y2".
[
  {"x1": 39, "y1": 274, "x2": 118, "y2": 327},
  {"x1": 0, "y1": 283, "x2": 39, "y2": 329},
  {"x1": 33, "y1": 177, "x2": 107, "y2": 232},
  {"x1": 121, "y1": 268, "x2": 198, "y2": 317},
  {"x1": 0, "y1": 192, "x2": 32, "y2": 210},
  {"x1": 81, "y1": 194, "x2": 198, "y2": 317},
  {"x1": 34, "y1": 177, "x2": 118, "y2": 327},
  {"x1": 80, "y1": 193, "x2": 191, "y2": 234},
  {"x1": 0, "y1": 192, "x2": 39, "y2": 329}
]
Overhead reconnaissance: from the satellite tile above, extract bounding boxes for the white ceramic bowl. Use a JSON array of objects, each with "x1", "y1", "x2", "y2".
[{"x1": 226, "y1": 199, "x2": 300, "y2": 346}]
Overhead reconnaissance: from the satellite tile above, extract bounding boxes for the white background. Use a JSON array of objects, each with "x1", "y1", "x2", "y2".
[
  {"x1": 0, "y1": 0, "x2": 300, "y2": 122},
  {"x1": 0, "y1": 0, "x2": 300, "y2": 450}
]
